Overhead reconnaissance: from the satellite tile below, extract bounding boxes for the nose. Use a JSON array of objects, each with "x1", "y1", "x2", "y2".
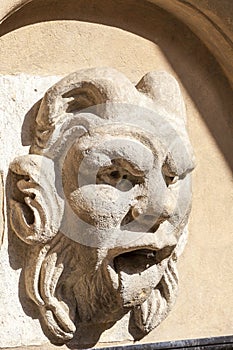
[
  {"x1": 131, "y1": 173, "x2": 176, "y2": 227},
  {"x1": 146, "y1": 191, "x2": 176, "y2": 219},
  {"x1": 69, "y1": 184, "x2": 137, "y2": 229},
  {"x1": 131, "y1": 193, "x2": 176, "y2": 233}
]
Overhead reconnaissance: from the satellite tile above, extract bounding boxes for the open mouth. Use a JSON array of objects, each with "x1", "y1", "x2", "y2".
[{"x1": 113, "y1": 246, "x2": 174, "y2": 275}]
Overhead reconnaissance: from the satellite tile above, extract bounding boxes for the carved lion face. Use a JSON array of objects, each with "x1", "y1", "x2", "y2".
[{"x1": 9, "y1": 68, "x2": 195, "y2": 344}]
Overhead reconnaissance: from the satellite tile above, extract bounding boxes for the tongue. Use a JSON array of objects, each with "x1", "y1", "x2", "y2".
[{"x1": 114, "y1": 251, "x2": 167, "y2": 307}]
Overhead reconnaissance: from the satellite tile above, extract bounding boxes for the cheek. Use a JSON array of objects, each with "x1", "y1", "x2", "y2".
[
  {"x1": 68, "y1": 184, "x2": 139, "y2": 228},
  {"x1": 168, "y1": 174, "x2": 193, "y2": 227}
]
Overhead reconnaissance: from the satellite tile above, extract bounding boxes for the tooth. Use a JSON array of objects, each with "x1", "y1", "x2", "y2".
[
  {"x1": 141, "y1": 297, "x2": 148, "y2": 324},
  {"x1": 107, "y1": 264, "x2": 119, "y2": 290}
]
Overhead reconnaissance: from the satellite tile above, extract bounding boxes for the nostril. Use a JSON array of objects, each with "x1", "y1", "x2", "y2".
[
  {"x1": 121, "y1": 207, "x2": 134, "y2": 226},
  {"x1": 131, "y1": 206, "x2": 142, "y2": 218},
  {"x1": 160, "y1": 210, "x2": 171, "y2": 220}
]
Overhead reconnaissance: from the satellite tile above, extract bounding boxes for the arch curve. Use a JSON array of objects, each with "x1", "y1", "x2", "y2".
[{"x1": 0, "y1": 0, "x2": 233, "y2": 86}]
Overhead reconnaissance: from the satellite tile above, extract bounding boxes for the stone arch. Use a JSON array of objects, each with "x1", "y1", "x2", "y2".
[
  {"x1": 0, "y1": 0, "x2": 232, "y2": 171},
  {"x1": 0, "y1": 0, "x2": 233, "y2": 85}
]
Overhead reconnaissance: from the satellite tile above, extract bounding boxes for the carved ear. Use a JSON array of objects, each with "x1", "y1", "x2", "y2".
[
  {"x1": 136, "y1": 71, "x2": 186, "y2": 122},
  {"x1": 9, "y1": 155, "x2": 64, "y2": 245},
  {"x1": 32, "y1": 67, "x2": 139, "y2": 153}
]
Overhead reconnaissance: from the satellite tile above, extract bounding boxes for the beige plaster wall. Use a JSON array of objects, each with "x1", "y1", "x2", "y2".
[
  {"x1": 0, "y1": 0, "x2": 232, "y2": 347},
  {"x1": 1, "y1": 0, "x2": 233, "y2": 86}
]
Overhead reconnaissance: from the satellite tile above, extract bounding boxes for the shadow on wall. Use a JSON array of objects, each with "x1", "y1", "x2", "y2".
[
  {"x1": 0, "y1": 0, "x2": 232, "y2": 173},
  {"x1": 0, "y1": 1, "x2": 232, "y2": 347}
]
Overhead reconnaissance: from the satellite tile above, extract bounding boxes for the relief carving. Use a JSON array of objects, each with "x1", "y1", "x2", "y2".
[{"x1": 9, "y1": 67, "x2": 195, "y2": 344}]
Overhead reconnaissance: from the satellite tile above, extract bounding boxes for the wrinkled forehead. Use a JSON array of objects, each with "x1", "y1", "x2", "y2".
[
  {"x1": 32, "y1": 67, "x2": 195, "y2": 178},
  {"x1": 71, "y1": 109, "x2": 195, "y2": 177},
  {"x1": 74, "y1": 126, "x2": 155, "y2": 175}
]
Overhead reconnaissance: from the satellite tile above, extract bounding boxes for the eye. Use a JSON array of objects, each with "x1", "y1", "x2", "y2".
[
  {"x1": 164, "y1": 175, "x2": 179, "y2": 186},
  {"x1": 96, "y1": 162, "x2": 144, "y2": 191},
  {"x1": 109, "y1": 171, "x2": 121, "y2": 180},
  {"x1": 162, "y1": 160, "x2": 179, "y2": 187}
]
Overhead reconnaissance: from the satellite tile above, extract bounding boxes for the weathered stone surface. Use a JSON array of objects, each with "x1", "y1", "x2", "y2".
[
  {"x1": 0, "y1": 74, "x2": 61, "y2": 348},
  {"x1": 0, "y1": 1, "x2": 232, "y2": 347},
  {"x1": 0, "y1": 172, "x2": 4, "y2": 247},
  {"x1": 6, "y1": 68, "x2": 194, "y2": 347}
]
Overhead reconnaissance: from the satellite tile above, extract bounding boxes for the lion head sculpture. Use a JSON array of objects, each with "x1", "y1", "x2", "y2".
[{"x1": 9, "y1": 67, "x2": 195, "y2": 345}]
